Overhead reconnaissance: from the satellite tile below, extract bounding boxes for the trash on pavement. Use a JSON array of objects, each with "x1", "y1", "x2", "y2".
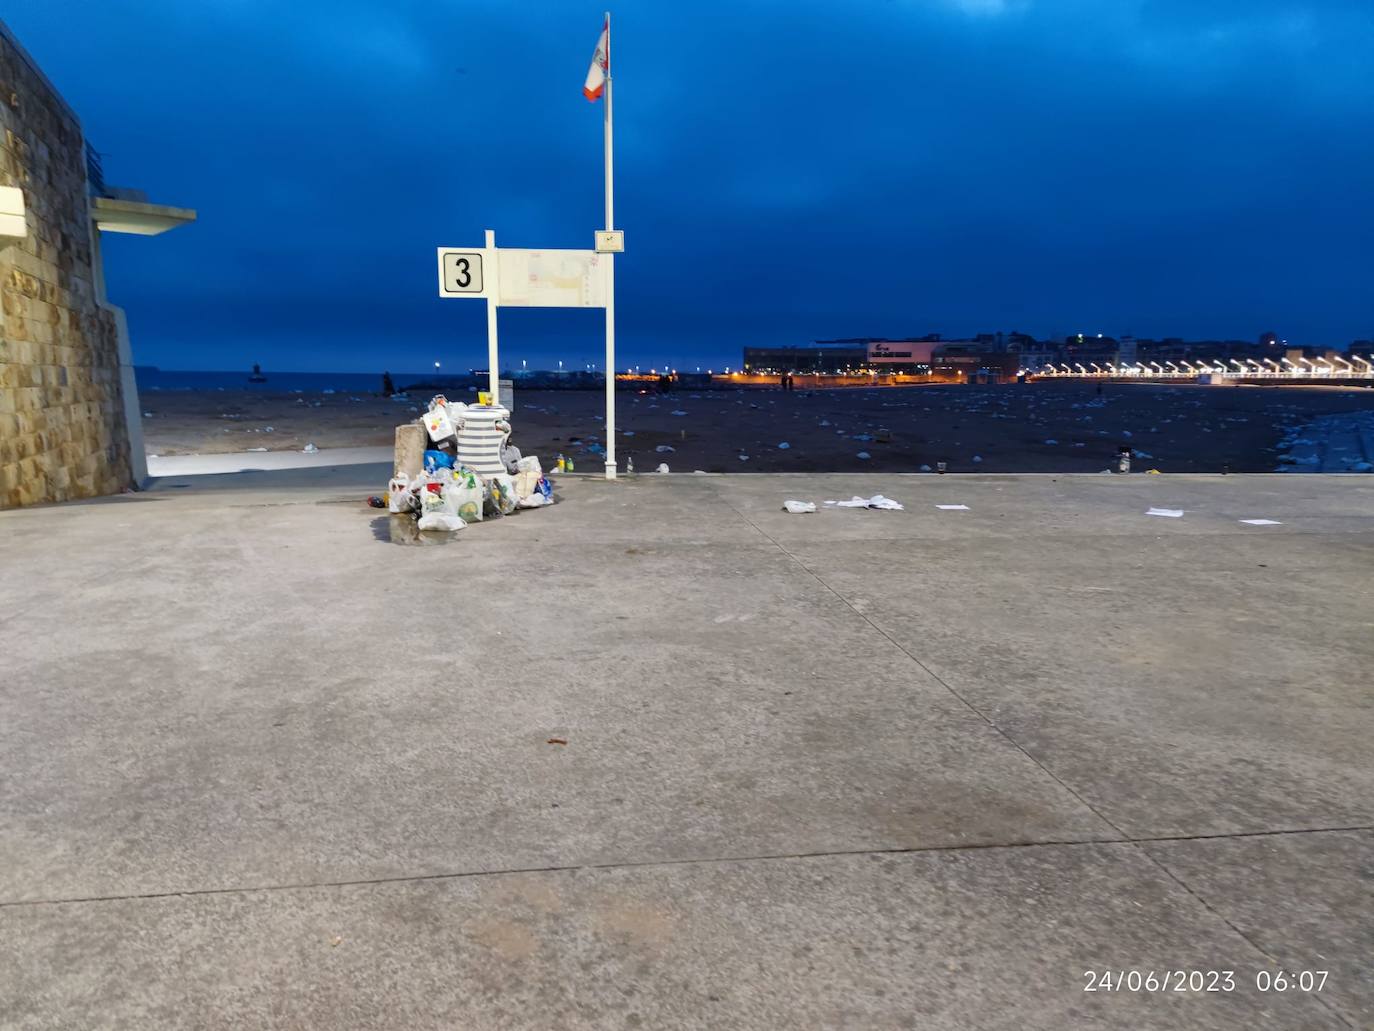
[
  {"x1": 1146, "y1": 507, "x2": 1184, "y2": 518},
  {"x1": 825, "y1": 495, "x2": 904, "y2": 510},
  {"x1": 378, "y1": 402, "x2": 556, "y2": 539},
  {"x1": 783, "y1": 500, "x2": 816, "y2": 514}
]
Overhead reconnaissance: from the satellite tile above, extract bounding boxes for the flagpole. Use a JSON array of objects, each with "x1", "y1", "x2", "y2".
[{"x1": 602, "y1": 11, "x2": 617, "y2": 480}]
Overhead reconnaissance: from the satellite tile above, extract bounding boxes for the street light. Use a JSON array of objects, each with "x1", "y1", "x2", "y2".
[{"x1": 1180, "y1": 361, "x2": 1196, "y2": 374}]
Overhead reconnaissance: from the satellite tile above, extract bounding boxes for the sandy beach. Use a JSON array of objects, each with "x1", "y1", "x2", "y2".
[{"x1": 139, "y1": 381, "x2": 1374, "y2": 474}]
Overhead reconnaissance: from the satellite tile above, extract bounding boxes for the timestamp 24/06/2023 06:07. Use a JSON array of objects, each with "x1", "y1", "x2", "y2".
[{"x1": 1083, "y1": 970, "x2": 1329, "y2": 993}]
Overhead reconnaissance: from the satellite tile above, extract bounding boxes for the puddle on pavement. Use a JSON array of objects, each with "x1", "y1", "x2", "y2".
[{"x1": 371, "y1": 514, "x2": 462, "y2": 545}]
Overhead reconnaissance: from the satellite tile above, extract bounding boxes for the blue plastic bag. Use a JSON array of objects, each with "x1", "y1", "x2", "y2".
[{"x1": 423, "y1": 449, "x2": 455, "y2": 472}]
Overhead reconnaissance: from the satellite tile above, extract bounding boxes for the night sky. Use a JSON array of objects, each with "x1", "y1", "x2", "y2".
[{"x1": 6, "y1": 1, "x2": 1372, "y2": 373}]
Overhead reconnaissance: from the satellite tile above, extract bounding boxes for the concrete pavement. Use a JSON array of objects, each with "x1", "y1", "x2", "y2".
[{"x1": 1, "y1": 472, "x2": 1370, "y2": 1028}]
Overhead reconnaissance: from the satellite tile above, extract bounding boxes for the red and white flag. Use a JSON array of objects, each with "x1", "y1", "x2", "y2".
[{"x1": 583, "y1": 17, "x2": 609, "y2": 101}]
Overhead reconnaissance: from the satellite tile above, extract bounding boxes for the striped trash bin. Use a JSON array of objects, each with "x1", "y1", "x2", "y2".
[{"x1": 456, "y1": 404, "x2": 511, "y2": 478}]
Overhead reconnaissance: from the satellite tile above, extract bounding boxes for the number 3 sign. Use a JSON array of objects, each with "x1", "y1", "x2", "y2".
[{"x1": 439, "y1": 251, "x2": 484, "y2": 295}]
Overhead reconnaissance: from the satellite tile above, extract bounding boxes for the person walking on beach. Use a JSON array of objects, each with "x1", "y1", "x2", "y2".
[{"x1": 382, "y1": 371, "x2": 396, "y2": 395}]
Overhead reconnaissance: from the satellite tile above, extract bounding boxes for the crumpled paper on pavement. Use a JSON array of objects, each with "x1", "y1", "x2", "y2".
[{"x1": 824, "y1": 495, "x2": 904, "y2": 511}]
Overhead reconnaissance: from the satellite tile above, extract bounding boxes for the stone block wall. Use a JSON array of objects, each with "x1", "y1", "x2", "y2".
[{"x1": 0, "y1": 26, "x2": 131, "y2": 508}]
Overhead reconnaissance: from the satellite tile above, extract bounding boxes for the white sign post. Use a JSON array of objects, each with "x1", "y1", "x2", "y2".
[{"x1": 437, "y1": 234, "x2": 615, "y2": 467}]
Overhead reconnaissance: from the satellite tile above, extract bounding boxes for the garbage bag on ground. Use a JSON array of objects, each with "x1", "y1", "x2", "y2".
[
  {"x1": 513, "y1": 456, "x2": 544, "y2": 501},
  {"x1": 485, "y1": 473, "x2": 518, "y2": 516},
  {"x1": 388, "y1": 474, "x2": 416, "y2": 513},
  {"x1": 419, "y1": 477, "x2": 458, "y2": 519},
  {"x1": 783, "y1": 500, "x2": 816, "y2": 513},
  {"x1": 418, "y1": 512, "x2": 465, "y2": 532},
  {"x1": 448, "y1": 466, "x2": 484, "y2": 523},
  {"x1": 500, "y1": 441, "x2": 523, "y2": 475}
]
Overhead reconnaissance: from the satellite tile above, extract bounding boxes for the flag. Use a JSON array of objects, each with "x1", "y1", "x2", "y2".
[{"x1": 583, "y1": 17, "x2": 609, "y2": 101}]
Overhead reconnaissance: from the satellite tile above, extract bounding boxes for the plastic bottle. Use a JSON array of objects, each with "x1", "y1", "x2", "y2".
[
  {"x1": 556, "y1": 454, "x2": 566, "y2": 473},
  {"x1": 566, "y1": 455, "x2": 575, "y2": 472},
  {"x1": 626, "y1": 455, "x2": 634, "y2": 474}
]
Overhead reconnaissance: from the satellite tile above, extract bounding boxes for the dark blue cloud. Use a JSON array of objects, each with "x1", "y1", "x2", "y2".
[{"x1": 6, "y1": 0, "x2": 1371, "y2": 372}]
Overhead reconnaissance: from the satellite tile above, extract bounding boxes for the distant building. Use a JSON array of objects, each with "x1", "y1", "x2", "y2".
[
  {"x1": 742, "y1": 342, "x2": 866, "y2": 374},
  {"x1": 866, "y1": 340, "x2": 939, "y2": 368}
]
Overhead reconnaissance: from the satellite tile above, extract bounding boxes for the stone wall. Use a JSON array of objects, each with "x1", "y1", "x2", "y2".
[{"x1": 0, "y1": 26, "x2": 131, "y2": 508}]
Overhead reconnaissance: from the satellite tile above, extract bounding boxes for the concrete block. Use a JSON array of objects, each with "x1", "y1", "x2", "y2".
[{"x1": 394, "y1": 422, "x2": 424, "y2": 478}]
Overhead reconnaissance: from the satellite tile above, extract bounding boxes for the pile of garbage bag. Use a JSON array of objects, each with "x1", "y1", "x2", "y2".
[{"x1": 382, "y1": 395, "x2": 555, "y2": 534}]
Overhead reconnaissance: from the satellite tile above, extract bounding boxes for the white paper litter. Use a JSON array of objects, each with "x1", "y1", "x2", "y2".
[
  {"x1": 656, "y1": 463, "x2": 670, "y2": 474},
  {"x1": 783, "y1": 500, "x2": 817, "y2": 514},
  {"x1": 936, "y1": 504, "x2": 970, "y2": 511},
  {"x1": 1146, "y1": 508, "x2": 1184, "y2": 517},
  {"x1": 1239, "y1": 519, "x2": 1282, "y2": 525},
  {"x1": 825, "y1": 495, "x2": 904, "y2": 510}
]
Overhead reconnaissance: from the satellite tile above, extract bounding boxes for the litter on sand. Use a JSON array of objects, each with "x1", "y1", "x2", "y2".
[
  {"x1": 935, "y1": 504, "x2": 970, "y2": 511},
  {"x1": 783, "y1": 500, "x2": 817, "y2": 514},
  {"x1": 1146, "y1": 508, "x2": 1184, "y2": 518},
  {"x1": 655, "y1": 463, "x2": 670, "y2": 474},
  {"x1": 825, "y1": 495, "x2": 904, "y2": 510},
  {"x1": 1240, "y1": 519, "x2": 1282, "y2": 525}
]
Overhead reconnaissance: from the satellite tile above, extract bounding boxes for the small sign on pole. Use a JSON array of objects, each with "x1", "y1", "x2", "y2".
[{"x1": 439, "y1": 251, "x2": 485, "y2": 295}]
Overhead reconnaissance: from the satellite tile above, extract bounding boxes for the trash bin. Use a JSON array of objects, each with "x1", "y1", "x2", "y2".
[{"x1": 456, "y1": 404, "x2": 510, "y2": 477}]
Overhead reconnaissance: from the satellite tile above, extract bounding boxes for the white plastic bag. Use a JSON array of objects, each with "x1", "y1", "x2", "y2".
[
  {"x1": 417, "y1": 512, "x2": 465, "y2": 532},
  {"x1": 485, "y1": 472, "x2": 518, "y2": 516},
  {"x1": 388, "y1": 474, "x2": 411, "y2": 513},
  {"x1": 447, "y1": 467, "x2": 484, "y2": 523},
  {"x1": 513, "y1": 455, "x2": 543, "y2": 500},
  {"x1": 423, "y1": 405, "x2": 455, "y2": 442},
  {"x1": 783, "y1": 500, "x2": 816, "y2": 513}
]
